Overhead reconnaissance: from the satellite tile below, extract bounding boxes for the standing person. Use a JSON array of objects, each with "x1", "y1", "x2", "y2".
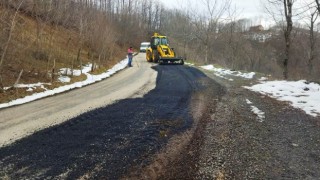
[{"x1": 127, "y1": 47, "x2": 133, "y2": 67}]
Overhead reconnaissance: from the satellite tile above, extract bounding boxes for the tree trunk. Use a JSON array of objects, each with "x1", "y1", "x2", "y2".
[
  {"x1": 205, "y1": 44, "x2": 208, "y2": 64},
  {"x1": 308, "y1": 10, "x2": 318, "y2": 79},
  {"x1": 0, "y1": 74, "x2": 4, "y2": 92},
  {"x1": 0, "y1": 0, "x2": 25, "y2": 91},
  {"x1": 14, "y1": 69, "x2": 23, "y2": 88},
  {"x1": 316, "y1": 0, "x2": 320, "y2": 14},
  {"x1": 51, "y1": 59, "x2": 56, "y2": 83},
  {"x1": 91, "y1": 52, "x2": 95, "y2": 72},
  {"x1": 283, "y1": 0, "x2": 293, "y2": 79},
  {"x1": 76, "y1": 47, "x2": 82, "y2": 74}
]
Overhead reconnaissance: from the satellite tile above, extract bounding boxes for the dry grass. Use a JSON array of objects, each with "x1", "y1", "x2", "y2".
[
  {"x1": 0, "y1": 88, "x2": 39, "y2": 104},
  {"x1": 0, "y1": 6, "x2": 124, "y2": 104}
]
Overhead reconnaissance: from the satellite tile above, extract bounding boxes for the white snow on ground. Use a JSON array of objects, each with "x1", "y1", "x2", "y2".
[
  {"x1": 2, "y1": 61, "x2": 320, "y2": 118},
  {"x1": 0, "y1": 58, "x2": 128, "y2": 109},
  {"x1": 199, "y1": 64, "x2": 320, "y2": 117},
  {"x1": 244, "y1": 80, "x2": 320, "y2": 117},
  {"x1": 58, "y1": 76, "x2": 71, "y2": 83},
  {"x1": 246, "y1": 99, "x2": 265, "y2": 122},
  {"x1": 3, "y1": 82, "x2": 51, "y2": 91},
  {"x1": 200, "y1": 65, "x2": 256, "y2": 81},
  {"x1": 59, "y1": 67, "x2": 83, "y2": 76},
  {"x1": 58, "y1": 67, "x2": 84, "y2": 83},
  {"x1": 185, "y1": 62, "x2": 195, "y2": 66}
]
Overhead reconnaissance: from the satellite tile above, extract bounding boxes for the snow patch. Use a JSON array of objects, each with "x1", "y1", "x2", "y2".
[
  {"x1": 246, "y1": 99, "x2": 265, "y2": 122},
  {"x1": 58, "y1": 76, "x2": 71, "y2": 83},
  {"x1": 245, "y1": 80, "x2": 320, "y2": 117},
  {"x1": 0, "y1": 58, "x2": 128, "y2": 109},
  {"x1": 200, "y1": 64, "x2": 320, "y2": 117},
  {"x1": 200, "y1": 65, "x2": 255, "y2": 80}
]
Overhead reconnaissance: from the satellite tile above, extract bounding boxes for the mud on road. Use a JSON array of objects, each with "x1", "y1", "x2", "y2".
[{"x1": 0, "y1": 65, "x2": 224, "y2": 179}]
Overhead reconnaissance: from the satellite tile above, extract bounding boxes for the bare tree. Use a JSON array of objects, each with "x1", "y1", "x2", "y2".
[
  {"x1": 192, "y1": 0, "x2": 232, "y2": 64},
  {"x1": 0, "y1": 0, "x2": 25, "y2": 91},
  {"x1": 266, "y1": 0, "x2": 294, "y2": 79},
  {"x1": 282, "y1": 0, "x2": 294, "y2": 79},
  {"x1": 307, "y1": 8, "x2": 319, "y2": 77},
  {"x1": 316, "y1": 0, "x2": 320, "y2": 13}
]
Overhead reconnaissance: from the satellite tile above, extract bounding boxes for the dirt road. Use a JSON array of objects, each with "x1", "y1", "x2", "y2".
[
  {"x1": 1, "y1": 54, "x2": 320, "y2": 179},
  {"x1": 0, "y1": 54, "x2": 157, "y2": 147},
  {"x1": 0, "y1": 54, "x2": 216, "y2": 179}
]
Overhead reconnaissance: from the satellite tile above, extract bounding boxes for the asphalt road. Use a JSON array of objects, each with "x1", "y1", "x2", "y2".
[
  {"x1": 2, "y1": 53, "x2": 319, "y2": 179},
  {"x1": 0, "y1": 53, "x2": 212, "y2": 179}
]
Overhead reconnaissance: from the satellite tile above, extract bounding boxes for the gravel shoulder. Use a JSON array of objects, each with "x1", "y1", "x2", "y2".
[
  {"x1": 196, "y1": 69, "x2": 320, "y2": 179},
  {"x1": 147, "y1": 67, "x2": 320, "y2": 179}
]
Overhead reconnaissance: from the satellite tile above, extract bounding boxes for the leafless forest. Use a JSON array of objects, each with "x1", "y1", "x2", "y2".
[{"x1": 0, "y1": 0, "x2": 320, "y2": 93}]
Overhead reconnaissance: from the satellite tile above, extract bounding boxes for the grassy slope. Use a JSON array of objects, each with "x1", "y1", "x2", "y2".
[{"x1": 0, "y1": 7, "x2": 124, "y2": 104}]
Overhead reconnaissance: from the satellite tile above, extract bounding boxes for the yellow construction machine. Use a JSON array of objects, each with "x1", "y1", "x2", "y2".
[{"x1": 146, "y1": 33, "x2": 184, "y2": 65}]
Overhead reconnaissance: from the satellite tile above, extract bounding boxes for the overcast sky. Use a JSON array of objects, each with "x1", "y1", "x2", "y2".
[
  {"x1": 159, "y1": 0, "x2": 320, "y2": 28},
  {"x1": 158, "y1": 0, "x2": 271, "y2": 27},
  {"x1": 159, "y1": 0, "x2": 264, "y2": 17}
]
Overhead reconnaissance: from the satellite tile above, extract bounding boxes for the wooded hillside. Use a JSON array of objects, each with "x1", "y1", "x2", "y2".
[
  {"x1": 0, "y1": 0, "x2": 164, "y2": 91},
  {"x1": 1, "y1": 0, "x2": 320, "y2": 97}
]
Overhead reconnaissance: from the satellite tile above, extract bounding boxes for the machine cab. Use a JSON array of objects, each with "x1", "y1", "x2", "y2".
[{"x1": 151, "y1": 33, "x2": 169, "y2": 49}]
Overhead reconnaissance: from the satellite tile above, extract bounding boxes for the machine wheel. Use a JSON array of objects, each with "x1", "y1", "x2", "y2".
[
  {"x1": 180, "y1": 59, "x2": 184, "y2": 65},
  {"x1": 146, "y1": 50, "x2": 152, "y2": 62},
  {"x1": 153, "y1": 50, "x2": 159, "y2": 63}
]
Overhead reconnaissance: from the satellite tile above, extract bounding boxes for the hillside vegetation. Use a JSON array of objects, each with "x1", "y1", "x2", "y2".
[
  {"x1": 0, "y1": 0, "x2": 160, "y2": 103},
  {"x1": 0, "y1": 2, "x2": 122, "y2": 94},
  {"x1": 1, "y1": 0, "x2": 320, "y2": 104}
]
